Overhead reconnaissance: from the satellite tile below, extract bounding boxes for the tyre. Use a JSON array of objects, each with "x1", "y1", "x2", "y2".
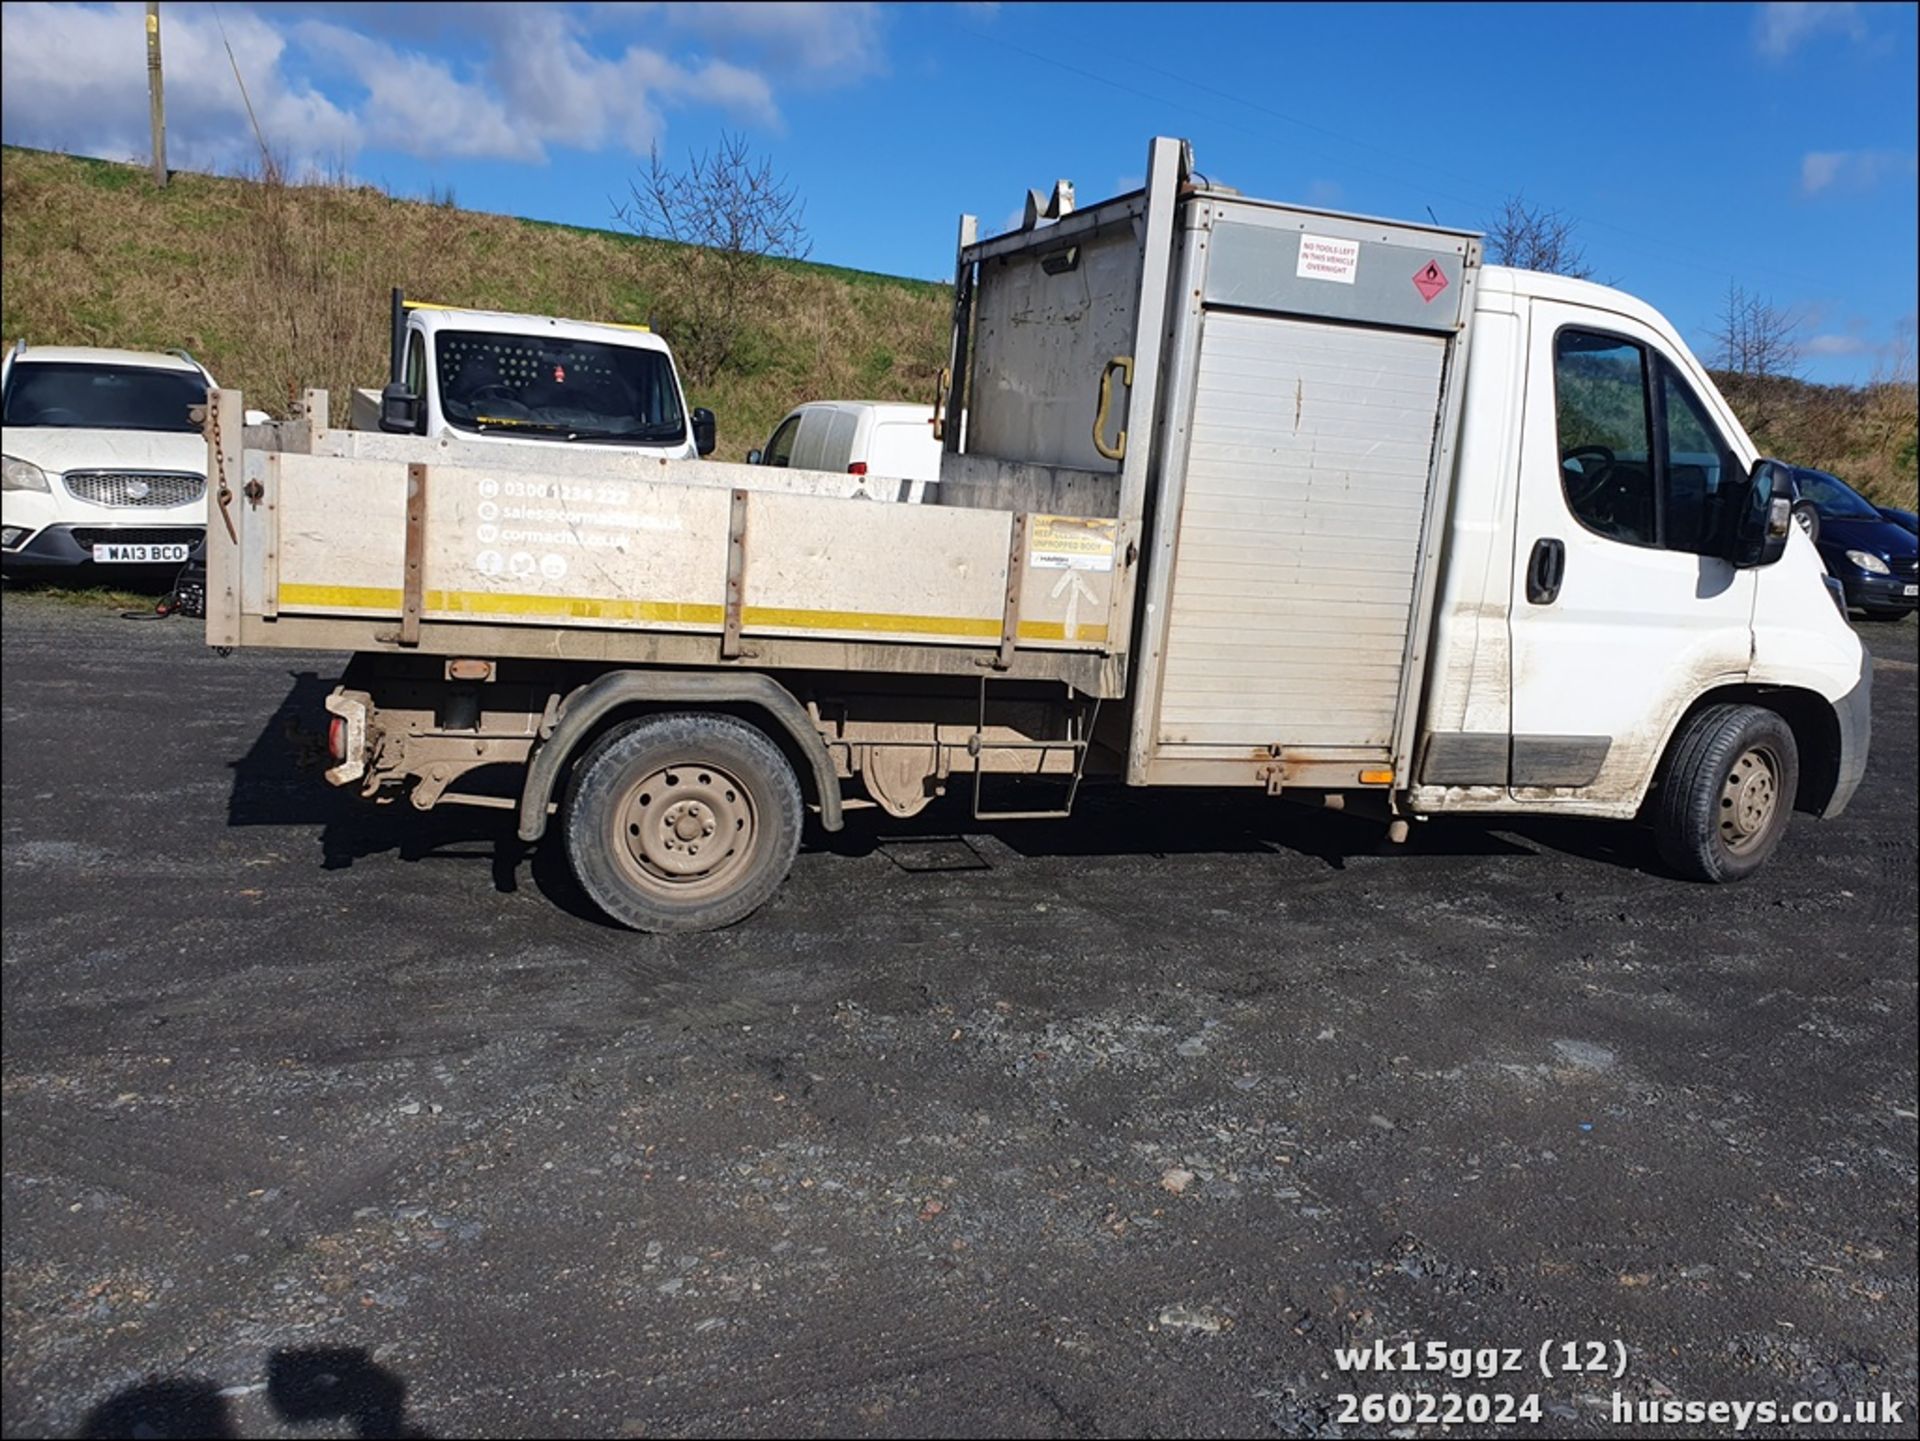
[
  {"x1": 1653, "y1": 704, "x2": 1799, "y2": 883},
  {"x1": 1792, "y1": 502, "x2": 1821, "y2": 544},
  {"x1": 562, "y1": 712, "x2": 803, "y2": 932}
]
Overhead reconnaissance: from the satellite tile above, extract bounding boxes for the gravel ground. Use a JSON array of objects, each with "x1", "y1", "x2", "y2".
[{"x1": 2, "y1": 594, "x2": 1915, "y2": 1439}]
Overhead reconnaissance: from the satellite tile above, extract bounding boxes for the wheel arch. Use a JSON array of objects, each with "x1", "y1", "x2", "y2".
[
  {"x1": 1648, "y1": 682, "x2": 1843, "y2": 817},
  {"x1": 517, "y1": 670, "x2": 842, "y2": 842}
]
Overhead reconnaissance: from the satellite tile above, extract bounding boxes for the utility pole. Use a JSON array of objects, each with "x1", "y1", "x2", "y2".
[{"x1": 146, "y1": 1, "x2": 167, "y2": 186}]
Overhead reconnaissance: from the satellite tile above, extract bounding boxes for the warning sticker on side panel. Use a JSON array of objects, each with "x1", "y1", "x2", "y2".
[
  {"x1": 1296, "y1": 234, "x2": 1360, "y2": 284},
  {"x1": 1029, "y1": 515, "x2": 1117, "y2": 572}
]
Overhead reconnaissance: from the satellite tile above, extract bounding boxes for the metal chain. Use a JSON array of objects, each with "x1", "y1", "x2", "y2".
[{"x1": 210, "y1": 397, "x2": 238, "y2": 544}]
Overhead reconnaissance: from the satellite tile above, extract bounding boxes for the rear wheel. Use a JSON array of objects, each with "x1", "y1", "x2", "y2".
[
  {"x1": 563, "y1": 712, "x2": 803, "y2": 932},
  {"x1": 1653, "y1": 704, "x2": 1799, "y2": 883}
]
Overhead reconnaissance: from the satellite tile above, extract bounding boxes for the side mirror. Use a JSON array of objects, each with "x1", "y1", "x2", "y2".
[
  {"x1": 378, "y1": 382, "x2": 421, "y2": 435},
  {"x1": 745, "y1": 448, "x2": 763, "y2": 466},
  {"x1": 691, "y1": 407, "x2": 717, "y2": 457},
  {"x1": 1730, "y1": 457, "x2": 1795, "y2": 568}
]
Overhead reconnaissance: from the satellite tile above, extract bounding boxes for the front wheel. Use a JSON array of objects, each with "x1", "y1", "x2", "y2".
[
  {"x1": 1653, "y1": 704, "x2": 1799, "y2": 883},
  {"x1": 563, "y1": 712, "x2": 803, "y2": 932}
]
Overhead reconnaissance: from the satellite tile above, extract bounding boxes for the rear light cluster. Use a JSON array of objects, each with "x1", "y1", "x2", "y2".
[
  {"x1": 328, "y1": 715, "x2": 348, "y2": 761},
  {"x1": 847, "y1": 462, "x2": 867, "y2": 475}
]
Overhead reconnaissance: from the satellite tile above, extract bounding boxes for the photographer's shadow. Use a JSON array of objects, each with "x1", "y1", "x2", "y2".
[{"x1": 79, "y1": 1346, "x2": 427, "y2": 1439}]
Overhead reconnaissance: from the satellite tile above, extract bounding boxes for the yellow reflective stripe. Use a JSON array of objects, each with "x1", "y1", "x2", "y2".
[
  {"x1": 275, "y1": 584, "x2": 1106, "y2": 644},
  {"x1": 278, "y1": 584, "x2": 402, "y2": 610},
  {"x1": 435, "y1": 591, "x2": 722, "y2": 624},
  {"x1": 401, "y1": 300, "x2": 650, "y2": 332},
  {"x1": 1014, "y1": 619, "x2": 1110, "y2": 642},
  {"x1": 743, "y1": 606, "x2": 997, "y2": 639},
  {"x1": 278, "y1": 584, "x2": 719, "y2": 625}
]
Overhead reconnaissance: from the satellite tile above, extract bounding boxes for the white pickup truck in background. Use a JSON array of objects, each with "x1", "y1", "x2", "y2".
[
  {"x1": 204, "y1": 137, "x2": 1871, "y2": 932},
  {"x1": 349, "y1": 293, "x2": 716, "y2": 461}
]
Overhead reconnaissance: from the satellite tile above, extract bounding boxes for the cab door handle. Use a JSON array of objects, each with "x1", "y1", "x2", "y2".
[{"x1": 1526, "y1": 537, "x2": 1565, "y2": 605}]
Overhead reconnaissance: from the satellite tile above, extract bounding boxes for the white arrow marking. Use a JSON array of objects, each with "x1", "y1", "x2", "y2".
[{"x1": 1049, "y1": 567, "x2": 1099, "y2": 639}]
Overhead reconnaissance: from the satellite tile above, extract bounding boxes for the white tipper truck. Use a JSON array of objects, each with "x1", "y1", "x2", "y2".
[{"x1": 205, "y1": 137, "x2": 1869, "y2": 932}]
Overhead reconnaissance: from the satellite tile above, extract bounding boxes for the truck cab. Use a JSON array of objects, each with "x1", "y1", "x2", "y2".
[
  {"x1": 1410, "y1": 265, "x2": 1870, "y2": 874},
  {"x1": 364, "y1": 299, "x2": 715, "y2": 460}
]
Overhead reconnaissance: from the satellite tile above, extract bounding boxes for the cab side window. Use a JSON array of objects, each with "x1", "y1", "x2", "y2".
[
  {"x1": 1660, "y1": 369, "x2": 1741, "y2": 556},
  {"x1": 763, "y1": 415, "x2": 800, "y2": 467},
  {"x1": 1553, "y1": 331, "x2": 1658, "y2": 546}
]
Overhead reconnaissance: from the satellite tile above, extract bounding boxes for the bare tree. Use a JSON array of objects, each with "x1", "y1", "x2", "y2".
[
  {"x1": 1706, "y1": 282, "x2": 1806, "y2": 442},
  {"x1": 613, "y1": 133, "x2": 810, "y2": 384},
  {"x1": 1484, "y1": 194, "x2": 1594, "y2": 279},
  {"x1": 1708, "y1": 281, "x2": 1801, "y2": 380}
]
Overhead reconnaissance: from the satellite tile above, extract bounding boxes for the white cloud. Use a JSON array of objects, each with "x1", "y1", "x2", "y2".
[
  {"x1": 297, "y1": 20, "x2": 537, "y2": 163},
  {"x1": 1799, "y1": 314, "x2": 1918, "y2": 368},
  {"x1": 0, "y1": 2, "x2": 358, "y2": 172},
  {"x1": 643, "y1": 2, "x2": 887, "y2": 82},
  {"x1": 622, "y1": 50, "x2": 778, "y2": 141},
  {"x1": 1755, "y1": 2, "x2": 1866, "y2": 58},
  {"x1": 296, "y1": 9, "x2": 779, "y2": 164},
  {"x1": 1803, "y1": 332, "x2": 1872, "y2": 357},
  {"x1": 1800, "y1": 148, "x2": 1919, "y2": 195},
  {"x1": 0, "y1": 1, "x2": 824, "y2": 175}
]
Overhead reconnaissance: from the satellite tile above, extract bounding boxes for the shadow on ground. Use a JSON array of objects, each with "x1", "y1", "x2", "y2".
[
  {"x1": 224, "y1": 672, "x2": 1687, "y2": 934},
  {"x1": 78, "y1": 1346, "x2": 427, "y2": 1439}
]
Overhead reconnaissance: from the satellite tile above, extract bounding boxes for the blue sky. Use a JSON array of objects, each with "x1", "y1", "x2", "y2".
[{"x1": 3, "y1": 1, "x2": 1914, "y2": 384}]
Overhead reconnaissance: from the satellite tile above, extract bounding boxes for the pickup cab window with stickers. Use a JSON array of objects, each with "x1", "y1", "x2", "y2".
[{"x1": 435, "y1": 331, "x2": 684, "y2": 444}]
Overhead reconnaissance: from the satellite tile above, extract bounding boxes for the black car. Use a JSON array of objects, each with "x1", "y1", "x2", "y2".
[{"x1": 1788, "y1": 467, "x2": 1919, "y2": 620}]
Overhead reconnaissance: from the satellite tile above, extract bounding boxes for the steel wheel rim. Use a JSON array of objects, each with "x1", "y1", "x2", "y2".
[
  {"x1": 614, "y1": 760, "x2": 756, "y2": 899},
  {"x1": 1718, "y1": 744, "x2": 1780, "y2": 855},
  {"x1": 1794, "y1": 508, "x2": 1816, "y2": 536}
]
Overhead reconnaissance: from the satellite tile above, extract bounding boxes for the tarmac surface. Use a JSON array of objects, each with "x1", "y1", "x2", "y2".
[{"x1": 2, "y1": 593, "x2": 1915, "y2": 1438}]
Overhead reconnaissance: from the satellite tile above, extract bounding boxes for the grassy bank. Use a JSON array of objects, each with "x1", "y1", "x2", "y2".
[{"x1": 0, "y1": 146, "x2": 949, "y2": 460}]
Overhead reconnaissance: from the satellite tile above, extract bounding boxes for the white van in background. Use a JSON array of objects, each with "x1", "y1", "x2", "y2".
[{"x1": 748, "y1": 401, "x2": 941, "y2": 499}]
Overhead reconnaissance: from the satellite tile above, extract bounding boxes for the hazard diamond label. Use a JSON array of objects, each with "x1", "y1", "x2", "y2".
[{"x1": 1412, "y1": 260, "x2": 1449, "y2": 303}]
